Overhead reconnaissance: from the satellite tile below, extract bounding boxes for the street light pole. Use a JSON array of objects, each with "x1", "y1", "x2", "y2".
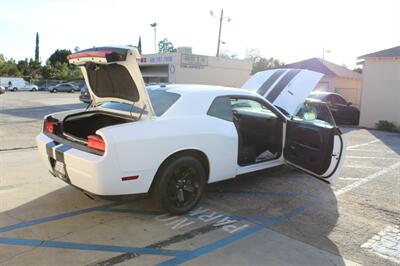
[
  {"x1": 216, "y1": 9, "x2": 224, "y2": 57},
  {"x1": 150, "y1": 23, "x2": 158, "y2": 53},
  {"x1": 210, "y1": 9, "x2": 230, "y2": 57}
]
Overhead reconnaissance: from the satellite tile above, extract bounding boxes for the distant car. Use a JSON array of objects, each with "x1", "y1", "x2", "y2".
[
  {"x1": 0, "y1": 86, "x2": 5, "y2": 95},
  {"x1": 10, "y1": 82, "x2": 38, "y2": 91},
  {"x1": 49, "y1": 83, "x2": 79, "y2": 93},
  {"x1": 308, "y1": 91, "x2": 360, "y2": 125},
  {"x1": 79, "y1": 84, "x2": 91, "y2": 103}
]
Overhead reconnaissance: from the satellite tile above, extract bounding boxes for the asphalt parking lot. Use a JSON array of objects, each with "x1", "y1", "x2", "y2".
[{"x1": 0, "y1": 92, "x2": 399, "y2": 266}]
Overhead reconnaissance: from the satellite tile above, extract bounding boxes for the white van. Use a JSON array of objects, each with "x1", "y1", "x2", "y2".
[{"x1": 0, "y1": 77, "x2": 38, "y2": 91}]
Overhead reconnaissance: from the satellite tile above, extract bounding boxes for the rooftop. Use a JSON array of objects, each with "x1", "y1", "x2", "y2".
[
  {"x1": 284, "y1": 57, "x2": 361, "y2": 79},
  {"x1": 358, "y1": 46, "x2": 400, "y2": 59}
]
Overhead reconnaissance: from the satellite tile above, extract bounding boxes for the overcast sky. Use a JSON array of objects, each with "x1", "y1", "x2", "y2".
[{"x1": 0, "y1": 0, "x2": 399, "y2": 68}]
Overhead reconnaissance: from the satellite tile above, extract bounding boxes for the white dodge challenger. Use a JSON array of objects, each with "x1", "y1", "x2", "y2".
[{"x1": 36, "y1": 46, "x2": 345, "y2": 214}]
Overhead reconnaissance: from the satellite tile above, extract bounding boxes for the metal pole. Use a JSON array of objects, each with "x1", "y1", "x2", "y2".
[
  {"x1": 154, "y1": 26, "x2": 157, "y2": 53},
  {"x1": 216, "y1": 9, "x2": 223, "y2": 57}
]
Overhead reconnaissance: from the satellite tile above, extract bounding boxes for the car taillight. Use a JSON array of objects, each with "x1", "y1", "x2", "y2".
[
  {"x1": 45, "y1": 121, "x2": 56, "y2": 133},
  {"x1": 87, "y1": 135, "x2": 105, "y2": 152}
]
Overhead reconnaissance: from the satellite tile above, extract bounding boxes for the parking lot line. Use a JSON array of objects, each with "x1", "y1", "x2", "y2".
[
  {"x1": 347, "y1": 140, "x2": 379, "y2": 149},
  {"x1": 343, "y1": 165, "x2": 384, "y2": 169},
  {"x1": 334, "y1": 161, "x2": 400, "y2": 196},
  {"x1": 0, "y1": 203, "x2": 119, "y2": 233},
  {"x1": 346, "y1": 156, "x2": 399, "y2": 160},
  {"x1": 347, "y1": 149, "x2": 397, "y2": 154},
  {"x1": 0, "y1": 237, "x2": 186, "y2": 257}
]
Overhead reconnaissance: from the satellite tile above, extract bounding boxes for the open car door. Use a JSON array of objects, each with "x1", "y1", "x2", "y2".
[{"x1": 284, "y1": 101, "x2": 346, "y2": 181}]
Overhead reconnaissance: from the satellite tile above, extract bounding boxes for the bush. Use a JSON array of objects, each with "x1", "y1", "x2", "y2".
[{"x1": 375, "y1": 120, "x2": 397, "y2": 132}]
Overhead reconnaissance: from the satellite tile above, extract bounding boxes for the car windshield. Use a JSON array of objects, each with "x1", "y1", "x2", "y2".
[{"x1": 99, "y1": 88, "x2": 180, "y2": 117}]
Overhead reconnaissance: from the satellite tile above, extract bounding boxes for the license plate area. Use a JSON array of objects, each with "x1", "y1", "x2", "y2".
[{"x1": 53, "y1": 161, "x2": 69, "y2": 182}]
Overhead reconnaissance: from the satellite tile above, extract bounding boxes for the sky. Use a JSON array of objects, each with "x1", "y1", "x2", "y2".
[{"x1": 0, "y1": 0, "x2": 399, "y2": 69}]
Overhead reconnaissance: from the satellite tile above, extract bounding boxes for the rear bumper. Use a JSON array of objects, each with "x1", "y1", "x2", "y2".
[{"x1": 36, "y1": 133, "x2": 154, "y2": 196}]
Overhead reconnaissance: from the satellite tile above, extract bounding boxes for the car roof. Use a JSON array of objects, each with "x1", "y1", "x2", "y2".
[
  {"x1": 148, "y1": 84, "x2": 256, "y2": 97},
  {"x1": 147, "y1": 84, "x2": 260, "y2": 118}
]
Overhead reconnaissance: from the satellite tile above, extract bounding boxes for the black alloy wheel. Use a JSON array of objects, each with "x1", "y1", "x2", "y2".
[{"x1": 154, "y1": 156, "x2": 206, "y2": 214}]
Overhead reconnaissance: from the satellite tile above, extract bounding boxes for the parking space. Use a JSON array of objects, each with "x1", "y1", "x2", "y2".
[{"x1": 0, "y1": 92, "x2": 399, "y2": 265}]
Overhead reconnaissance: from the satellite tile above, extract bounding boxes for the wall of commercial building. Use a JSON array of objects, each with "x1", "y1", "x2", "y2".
[
  {"x1": 359, "y1": 58, "x2": 400, "y2": 128},
  {"x1": 175, "y1": 56, "x2": 251, "y2": 87}
]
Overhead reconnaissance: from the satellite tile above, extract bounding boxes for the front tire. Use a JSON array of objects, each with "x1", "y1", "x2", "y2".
[{"x1": 153, "y1": 156, "x2": 206, "y2": 215}]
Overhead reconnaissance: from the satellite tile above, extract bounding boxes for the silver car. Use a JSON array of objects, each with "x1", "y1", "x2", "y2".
[{"x1": 49, "y1": 83, "x2": 79, "y2": 93}]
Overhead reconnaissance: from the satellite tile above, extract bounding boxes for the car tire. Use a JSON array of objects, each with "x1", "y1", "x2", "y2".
[
  {"x1": 13, "y1": 87, "x2": 17, "y2": 91},
  {"x1": 70, "y1": 89, "x2": 74, "y2": 93},
  {"x1": 53, "y1": 89, "x2": 57, "y2": 93},
  {"x1": 153, "y1": 156, "x2": 206, "y2": 215}
]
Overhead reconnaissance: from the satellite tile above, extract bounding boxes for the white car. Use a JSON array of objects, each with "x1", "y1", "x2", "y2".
[{"x1": 36, "y1": 46, "x2": 346, "y2": 214}]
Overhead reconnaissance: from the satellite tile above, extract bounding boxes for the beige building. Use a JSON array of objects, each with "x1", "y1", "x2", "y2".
[
  {"x1": 138, "y1": 47, "x2": 252, "y2": 87},
  {"x1": 358, "y1": 46, "x2": 400, "y2": 128},
  {"x1": 285, "y1": 58, "x2": 362, "y2": 106}
]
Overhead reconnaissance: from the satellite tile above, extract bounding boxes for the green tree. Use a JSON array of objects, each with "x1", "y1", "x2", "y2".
[
  {"x1": 158, "y1": 38, "x2": 175, "y2": 53},
  {"x1": 48, "y1": 49, "x2": 71, "y2": 66},
  {"x1": 245, "y1": 49, "x2": 284, "y2": 74},
  {"x1": 137, "y1": 36, "x2": 142, "y2": 54},
  {"x1": 353, "y1": 67, "x2": 362, "y2": 74},
  {"x1": 35, "y1": 32, "x2": 40, "y2": 62}
]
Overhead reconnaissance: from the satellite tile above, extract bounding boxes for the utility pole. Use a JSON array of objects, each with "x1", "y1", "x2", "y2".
[
  {"x1": 210, "y1": 9, "x2": 230, "y2": 57},
  {"x1": 150, "y1": 23, "x2": 158, "y2": 53}
]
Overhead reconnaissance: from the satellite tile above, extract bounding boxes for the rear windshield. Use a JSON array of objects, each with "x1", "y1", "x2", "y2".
[{"x1": 100, "y1": 88, "x2": 180, "y2": 116}]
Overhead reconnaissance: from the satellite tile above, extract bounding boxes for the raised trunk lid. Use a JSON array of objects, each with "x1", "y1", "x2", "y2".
[
  {"x1": 68, "y1": 46, "x2": 154, "y2": 117},
  {"x1": 241, "y1": 69, "x2": 324, "y2": 116}
]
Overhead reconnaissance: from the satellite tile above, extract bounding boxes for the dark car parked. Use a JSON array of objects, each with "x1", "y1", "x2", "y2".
[
  {"x1": 308, "y1": 91, "x2": 360, "y2": 125},
  {"x1": 49, "y1": 83, "x2": 80, "y2": 93},
  {"x1": 79, "y1": 84, "x2": 91, "y2": 103}
]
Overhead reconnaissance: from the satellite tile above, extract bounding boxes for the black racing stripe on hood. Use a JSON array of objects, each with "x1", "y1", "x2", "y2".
[
  {"x1": 256, "y1": 69, "x2": 286, "y2": 96},
  {"x1": 266, "y1": 69, "x2": 301, "y2": 103}
]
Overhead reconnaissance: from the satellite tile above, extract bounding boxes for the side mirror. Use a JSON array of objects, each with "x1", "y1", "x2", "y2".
[{"x1": 347, "y1": 102, "x2": 352, "y2": 106}]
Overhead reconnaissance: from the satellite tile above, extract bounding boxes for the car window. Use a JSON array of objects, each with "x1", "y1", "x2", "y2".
[
  {"x1": 207, "y1": 97, "x2": 233, "y2": 122},
  {"x1": 100, "y1": 89, "x2": 180, "y2": 116},
  {"x1": 294, "y1": 101, "x2": 336, "y2": 128},
  {"x1": 230, "y1": 98, "x2": 278, "y2": 119},
  {"x1": 332, "y1": 95, "x2": 347, "y2": 105}
]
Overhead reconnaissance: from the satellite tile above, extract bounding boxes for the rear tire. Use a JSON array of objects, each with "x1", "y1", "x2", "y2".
[{"x1": 153, "y1": 156, "x2": 206, "y2": 215}]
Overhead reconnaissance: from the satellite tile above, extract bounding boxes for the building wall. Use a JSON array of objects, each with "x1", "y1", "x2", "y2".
[
  {"x1": 334, "y1": 77, "x2": 361, "y2": 107},
  {"x1": 174, "y1": 56, "x2": 252, "y2": 87},
  {"x1": 359, "y1": 58, "x2": 400, "y2": 128},
  {"x1": 139, "y1": 52, "x2": 252, "y2": 88},
  {"x1": 313, "y1": 75, "x2": 361, "y2": 106}
]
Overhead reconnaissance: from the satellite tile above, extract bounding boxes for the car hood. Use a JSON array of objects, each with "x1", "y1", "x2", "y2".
[
  {"x1": 68, "y1": 46, "x2": 154, "y2": 117},
  {"x1": 241, "y1": 68, "x2": 324, "y2": 116}
]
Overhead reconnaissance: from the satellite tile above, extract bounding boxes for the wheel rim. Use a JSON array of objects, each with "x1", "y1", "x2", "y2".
[{"x1": 167, "y1": 165, "x2": 200, "y2": 208}]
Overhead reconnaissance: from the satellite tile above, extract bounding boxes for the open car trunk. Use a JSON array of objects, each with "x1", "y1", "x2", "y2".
[{"x1": 62, "y1": 111, "x2": 133, "y2": 141}]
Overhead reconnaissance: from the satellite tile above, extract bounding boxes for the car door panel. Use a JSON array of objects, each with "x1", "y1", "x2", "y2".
[{"x1": 284, "y1": 120, "x2": 335, "y2": 175}]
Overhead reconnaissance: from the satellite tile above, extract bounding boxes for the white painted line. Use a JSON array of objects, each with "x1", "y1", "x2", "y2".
[
  {"x1": 361, "y1": 225, "x2": 400, "y2": 264},
  {"x1": 347, "y1": 156, "x2": 400, "y2": 160},
  {"x1": 343, "y1": 165, "x2": 384, "y2": 169},
  {"x1": 347, "y1": 149, "x2": 397, "y2": 154},
  {"x1": 338, "y1": 177, "x2": 362, "y2": 181},
  {"x1": 335, "y1": 161, "x2": 400, "y2": 196},
  {"x1": 347, "y1": 140, "x2": 379, "y2": 149}
]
